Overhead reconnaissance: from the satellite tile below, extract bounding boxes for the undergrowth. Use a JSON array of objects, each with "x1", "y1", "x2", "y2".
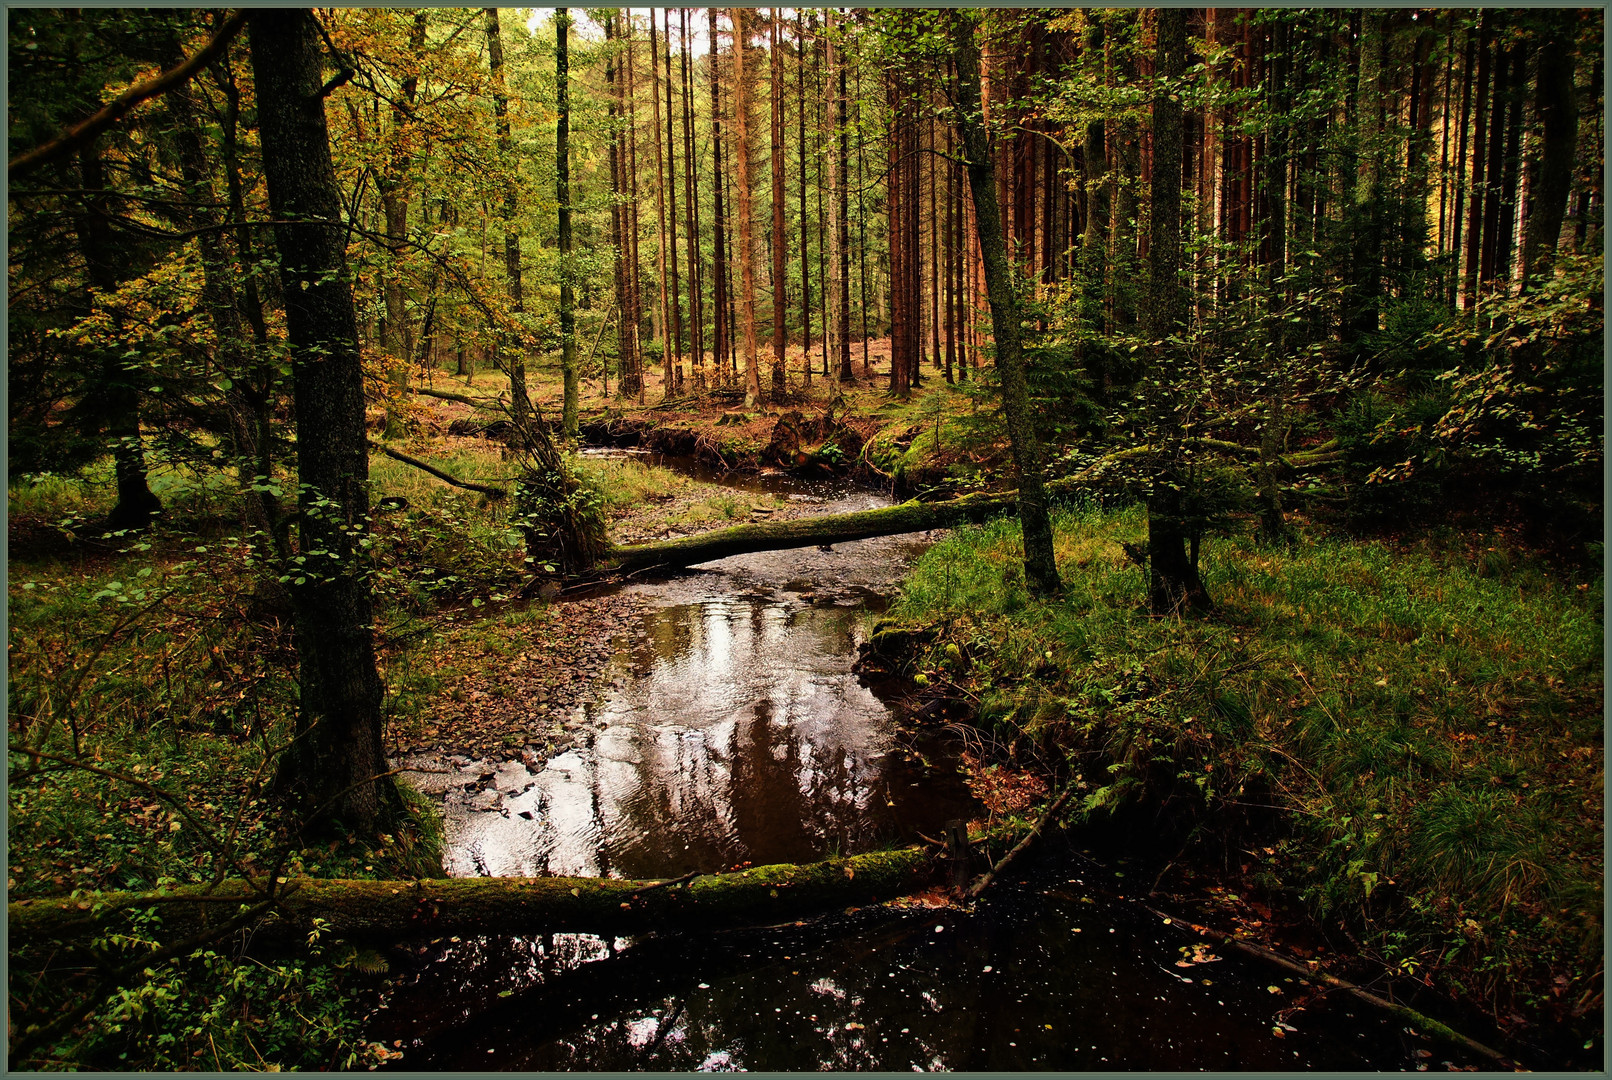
[{"x1": 891, "y1": 503, "x2": 1603, "y2": 1032}]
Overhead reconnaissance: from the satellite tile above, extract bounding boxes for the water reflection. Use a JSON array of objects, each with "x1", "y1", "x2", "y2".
[
  {"x1": 376, "y1": 861, "x2": 1484, "y2": 1071},
  {"x1": 441, "y1": 593, "x2": 974, "y2": 880}
]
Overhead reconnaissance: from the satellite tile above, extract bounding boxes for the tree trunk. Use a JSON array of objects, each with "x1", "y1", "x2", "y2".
[
  {"x1": 1519, "y1": 12, "x2": 1579, "y2": 284},
  {"x1": 731, "y1": 8, "x2": 764, "y2": 408},
  {"x1": 73, "y1": 145, "x2": 162, "y2": 531},
  {"x1": 250, "y1": 9, "x2": 400, "y2": 836},
  {"x1": 798, "y1": 10, "x2": 811, "y2": 374},
  {"x1": 605, "y1": 491, "x2": 1017, "y2": 573},
  {"x1": 484, "y1": 9, "x2": 530, "y2": 424},
  {"x1": 378, "y1": 12, "x2": 427, "y2": 441},
  {"x1": 606, "y1": 16, "x2": 640, "y2": 397},
  {"x1": 709, "y1": 8, "x2": 731, "y2": 393},
  {"x1": 1143, "y1": 7, "x2": 1211, "y2": 617},
  {"x1": 824, "y1": 9, "x2": 844, "y2": 399},
  {"x1": 835, "y1": 54, "x2": 853, "y2": 385},
  {"x1": 664, "y1": 10, "x2": 684, "y2": 395},
  {"x1": 1493, "y1": 38, "x2": 1528, "y2": 288},
  {"x1": 769, "y1": 9, "x2": 788, "y2": 401},
  {"x1": 557, "y1": 9, "x2": 579, "y2": 437},
  {"x1": 1462, "y1": 18, "x2": 1492, "y2": 310},
  {"x1": 681, "y1": 9, "x2": 704, "y2": 389},
  {"x1": 626, "y1": 24, "x2": 648, "y2": 402},
  {"x1": 950, "y1": 11, "x2": 1061, "y2": 599},
  {"x1": 11, "y1": 849, "x2": 935, "y2": 948},
  {"x1": 649, "y1": 14, "x2": 672, "y2": 395}
]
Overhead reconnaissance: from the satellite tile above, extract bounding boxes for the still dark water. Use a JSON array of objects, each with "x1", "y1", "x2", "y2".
[{"x1": 377, "y1": 459, "x2": 1484, "y2": 1070}]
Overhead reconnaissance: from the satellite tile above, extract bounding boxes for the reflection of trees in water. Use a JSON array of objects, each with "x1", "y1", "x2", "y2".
[{"x1": 587, "y1": 596, "x2": 894, "y2": 872}]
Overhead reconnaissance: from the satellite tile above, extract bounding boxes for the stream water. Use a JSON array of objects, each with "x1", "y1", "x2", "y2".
[{"x1": 375, "y1": 457, "x2": 1487, "y2": 1071}]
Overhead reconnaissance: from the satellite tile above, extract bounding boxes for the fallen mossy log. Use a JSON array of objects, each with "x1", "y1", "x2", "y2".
[
  {"x1": 603, "y1": 491, "x2": 1016, "y2": 573},
  {"x1": 10, "y1": 848, "x2": 934, "y2": 948}
]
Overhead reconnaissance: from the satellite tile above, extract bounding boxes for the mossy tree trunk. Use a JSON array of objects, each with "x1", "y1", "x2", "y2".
[
  {"x1": 949, "y1": 10, "x2": 1061, "y2": 599},
  {"x1": 603, "y1": 492, "x2": 1016, "y2": 574},
  {"x1": 11, "y1": 849, "x2": 935, "y2": 948},
  {"x1": 251, "y1": 10, "x2": 401, "y2": 837}
]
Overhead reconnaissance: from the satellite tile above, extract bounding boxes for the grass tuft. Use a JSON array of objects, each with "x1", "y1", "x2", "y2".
[{"x1": 893, "y1": 503, "x2": 1603, "y2": 1020}]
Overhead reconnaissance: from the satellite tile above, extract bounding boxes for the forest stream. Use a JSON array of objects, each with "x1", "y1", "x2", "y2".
[{"x1": 370, "y1": 459, "x2": 1491, "y2": 1071}]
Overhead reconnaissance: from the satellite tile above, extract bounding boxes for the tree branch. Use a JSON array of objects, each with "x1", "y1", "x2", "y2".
[
  {"x1": 9, "y1": 11, "x2": 250, "y2": 182},
  {"x1": 368, "y1": 440, "x2": 507, "y2": 499}
]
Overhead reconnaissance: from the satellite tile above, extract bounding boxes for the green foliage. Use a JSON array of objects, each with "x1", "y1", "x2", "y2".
[
  {"x1": 892, "y1": 504, "x2": 1603, "y2": 1012},
  {"x1": 56, "y1": 933, "x2": 384, "y2": 1071},
  {"x1": 1427, "y1": 254, "x2": 1604, "y2": 494},
  {"x1": 1333, "y1": 390, "x2": 1453, "y2": 527}
]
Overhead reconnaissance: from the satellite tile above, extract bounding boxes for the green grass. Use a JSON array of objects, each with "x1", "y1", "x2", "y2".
[
  {"x1": 892, "y1": 503, "x2": 1603, "y2": 1019},
  {"x1": 571, "y1": 455, "x2": 694, "y2": 511}
]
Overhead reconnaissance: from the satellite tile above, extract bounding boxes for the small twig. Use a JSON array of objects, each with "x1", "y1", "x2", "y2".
[
  {"x1": 1137, "y1": 900, "x2": 1515, "y2": 1068},
  {"x1": 631, "y1": 870, "x2": 699, "y2": 896},
  {"x1": 965, "y1": 786, "x2": 1075, "y2": 900}
]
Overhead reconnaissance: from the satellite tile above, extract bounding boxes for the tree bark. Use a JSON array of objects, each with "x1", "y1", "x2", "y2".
[
  {"x1": 664, "y1": 9, "x2": 684, "y2": 395},
  {"x1": 798, "y1": 11, "x2": 812, "y2": 374},
  {"x1": 604, "y1": 491, "x2": 1016, "y2": 573},
  {"x1": 950, "y1": 11, "x2": 1061, "y2": 598},
  {"x1": 1143, "y1": 7, "x2": 1211, "y2": 617},
  {"x1": 11, "y1": 849, "x2": 936, "y2": 948},
  {"x1": 769, "y1": 9, "x2": 788, "y2": 400},
  {"x1": 650, "y1": 13, "x2": 672, "y2": 392},
  {"x1": 1519, "y1": 12, "x2": 1579, "y2": 284},
  {"x1": 250, "y1": 9, "x2": 400, "y2": 836},
  {"x1": 557, "y1": 9, "x2": 579, "y2": 437},
  {"x1": 484, "y1": 8, "x2": 531, "y2": 424},
  {"x1": 379, "y1": 12, "x2": 427, "y2": 440},
  {"x1": 73, "y1": 144, "x2": 163, "y2": 532},
  {"x1": 835, "y1": 50, "x2": 853, "y2": 385},
  {"x1": 681, "y1": 9, "x2": 704, "y2": 389},
  {"x1": 709, "y1": 8, "x2": 732, "y2": 391},
  {"x1": 731, "y1": 9, "x2": 764, "y2": 408}
]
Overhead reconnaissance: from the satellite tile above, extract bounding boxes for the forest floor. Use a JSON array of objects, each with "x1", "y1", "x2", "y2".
[{"x1": 8, "y1": 343, "x2": 1601, "y2": 1069}]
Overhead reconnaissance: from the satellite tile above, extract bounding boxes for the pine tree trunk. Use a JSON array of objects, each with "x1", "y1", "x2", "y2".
[
  {"x1": 664, "y1": 10, "x2": 684, "y2": 394},
  {"x1": 1462, "y1": 18, "x2": 1492, "y2": 310},
  {"x1": 680, "y1": 9, "x2": 704, "y2": 389},
  {"x1": 250, "y1": 9, "x2": 400, "y2": 835},
  {"x1": 1493, "y1": 38, "x2": 1528, "y2": 288},
  {"x1": 769, "y1": 9, "x2": 788, "y2": 400},
  {"x1": 649, "y1": 15, "x2": 673, "y2": 396},
  {"x1": 731, "y1": 8, "x2": 764, "y2": 408},
  {"x1": 951, "y1": 11, "x2": 1061, "y2": 599},
  {"x1": 824, "y1": 9, "x2": 843, "y2": 398},
  {"x1": 798, "y1": 11, "x2": 811, "y2": 377},
  {"x1": 557, "y1": 9, "x2": 579, "y2": 437},
  {"x1": 627, "y1": 25, "x2": 648, "y2": 402},
  {"x1": 709, "y1": 9, "x2": 731, "y2": 391},
  {"x1": 1143, "y1": 7, "x2": 1211, "y2": 616},
  {"x1": 1519, "y1": 12, "x2": 1579, "y2": 283},
  {"x1": 1448, "y1": 25, "x2": 1475, "y2": 308},
  {"x1": 835, "y1": 46, "x2": 853, "y2": 385},
  {"x1": 1479, "y1": 25, "x2": 1509, "y2": 290}
]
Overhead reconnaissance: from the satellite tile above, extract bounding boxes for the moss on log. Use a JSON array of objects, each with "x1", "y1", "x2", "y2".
[
  {"x1": 11, "y1": 848, "x2": 935, "y2": 948},
  {"x1": 604, "y1": 492, "x2": 1015, "y2": 573}
]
